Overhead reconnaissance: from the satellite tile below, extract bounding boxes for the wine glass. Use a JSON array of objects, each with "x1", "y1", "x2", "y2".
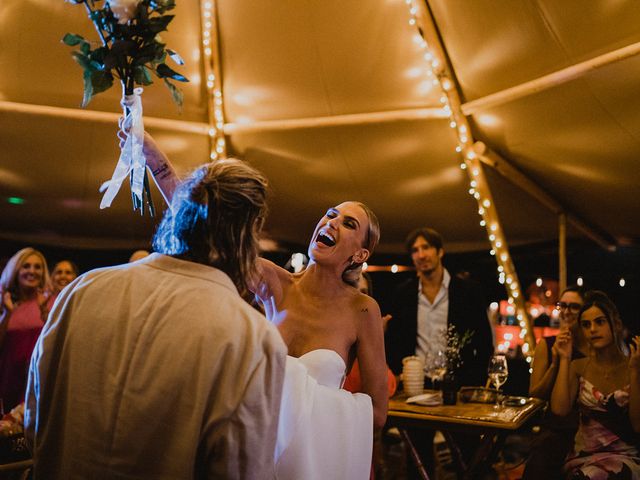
[
  {"x1": 487, "y1": 354, "x2": 509, "y2": 409},
  {"x1": 424, "y1": 349, "x2": 447, "y2": 390}
]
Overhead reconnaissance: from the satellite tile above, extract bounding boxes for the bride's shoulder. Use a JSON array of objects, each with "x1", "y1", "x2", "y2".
[{"x1": 352, "y1": 291, "x2": 381, "y2": 320}]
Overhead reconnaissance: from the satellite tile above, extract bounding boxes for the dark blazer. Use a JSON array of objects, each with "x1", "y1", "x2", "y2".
[{"x1": 385, "y1": 273, "x2": 494, "y2": 387}]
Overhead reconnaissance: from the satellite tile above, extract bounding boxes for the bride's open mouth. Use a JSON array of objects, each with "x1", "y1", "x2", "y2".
[{"x1": 316, "y1": 231, "x2": 336, "y2": 247}]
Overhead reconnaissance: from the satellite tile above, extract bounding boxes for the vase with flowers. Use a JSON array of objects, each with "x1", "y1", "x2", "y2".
[{"x1": 439, "y1": 325, "x2": 474, "y2": 405}]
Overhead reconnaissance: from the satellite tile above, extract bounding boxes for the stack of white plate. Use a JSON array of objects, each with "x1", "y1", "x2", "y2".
[{"x1": 402, "y1": 356, "x2": 424, "y2": 396}]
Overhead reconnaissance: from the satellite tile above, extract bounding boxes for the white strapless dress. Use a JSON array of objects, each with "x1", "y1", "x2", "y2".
[{"x1": 274, "y1": 349, "x2": 373, "y2": 480}]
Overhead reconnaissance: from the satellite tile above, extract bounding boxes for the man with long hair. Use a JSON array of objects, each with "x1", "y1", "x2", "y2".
[{"x1": 25, "y1": 159, "x2": 287, "y2": 479}]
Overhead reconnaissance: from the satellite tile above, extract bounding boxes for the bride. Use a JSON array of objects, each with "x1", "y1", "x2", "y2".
[{"x1": 138, "y1": 133, "x2": 388, "y2": 479}]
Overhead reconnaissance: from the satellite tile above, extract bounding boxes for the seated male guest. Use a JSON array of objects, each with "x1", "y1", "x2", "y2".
[
  {"x1": 385, "y1": 227, "x2": 493, "y2": 477},
  {"x1": 25, "y1": 159, "x2": 287, "y2": 479}
]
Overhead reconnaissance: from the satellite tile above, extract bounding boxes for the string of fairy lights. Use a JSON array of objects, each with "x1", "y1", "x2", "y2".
[
  {"x1": 402, "y1": 0, "x2": 536, "y2": 361},
  {"x1": 200, "y1": 0, "x2": 227, "y2": 160}
]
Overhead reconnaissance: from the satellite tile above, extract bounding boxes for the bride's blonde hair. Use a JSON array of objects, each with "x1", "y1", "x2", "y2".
[{"x1": 342, "y1": 202, "x2": 380, "y2": 288}]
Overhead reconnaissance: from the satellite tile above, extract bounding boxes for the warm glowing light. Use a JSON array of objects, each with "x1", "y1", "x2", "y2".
[
  {"x1": 362, "y1": 262, "x2": 368, "y2": 271},
  {"x1": 391, "y1": 264, "x2": 399, "y2": 273},
  {"x1": 620, "y1": 278, "x2": 626, "y2": 287},
  {"x1": 577, "y1": 276, "x2": 584, "y2": 286},
  {"x1": 536, "y1": 277, "x2": 542, "y2": 287}
]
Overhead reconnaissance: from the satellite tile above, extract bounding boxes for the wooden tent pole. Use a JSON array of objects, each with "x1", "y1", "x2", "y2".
[
  {"x1": 223, "y1": 107, "x2": 448, "y2": 133},
  {"x1": 200, "y1": 0, "x2": 227, "y2": 160},
  {"x1": 559, "y1": 214, "x2": 567, "y2": 293},
  {"x1": 461, "y1": 41, "x2": 640, "y2": 115},
  {"x1": 0, "y1": 100, "x2": 208, "y2": 134}
]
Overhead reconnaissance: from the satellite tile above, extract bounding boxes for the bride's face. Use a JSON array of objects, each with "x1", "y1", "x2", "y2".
[{"x1": 308, "y1": 202, "x2": 370, "y2": 265}]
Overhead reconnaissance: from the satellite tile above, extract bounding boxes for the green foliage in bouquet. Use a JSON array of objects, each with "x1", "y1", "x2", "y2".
[{"x1": 63, "y1": 0, "x2": 189, "y2": 107}]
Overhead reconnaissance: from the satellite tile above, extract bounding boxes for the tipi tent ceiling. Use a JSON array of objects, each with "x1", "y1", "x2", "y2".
[{"x1": 1, "y1": 0, "x2": 638, "y2": 253}]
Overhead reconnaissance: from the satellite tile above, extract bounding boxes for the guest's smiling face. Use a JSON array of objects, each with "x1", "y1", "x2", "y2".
[
  {"x1": 556, "y1": 291, "x2": 583, "y2": 330},
  {"x1": 51, "y1": 261, "x2": 77, "y2": 293},
  {"x1": 410, "y1": 236, "x2": 443, "y2": 276},
  {"x1": 18, "y1": 254, "x2": 44, "y2": 292}
]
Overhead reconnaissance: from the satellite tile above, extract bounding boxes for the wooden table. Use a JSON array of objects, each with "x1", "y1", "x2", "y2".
[{"x1": 387, "y1": 391, "x2": 545, "y2": 479}]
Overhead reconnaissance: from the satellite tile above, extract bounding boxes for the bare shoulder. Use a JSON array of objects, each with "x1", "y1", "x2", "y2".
[{"x1": 353, "y1": 292, "x2": 382, "y2": 322}]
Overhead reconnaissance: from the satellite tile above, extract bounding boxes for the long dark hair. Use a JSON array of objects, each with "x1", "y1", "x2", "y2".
[{"x1": 153, "y1": 159, "x2": 268, "y2": 295}]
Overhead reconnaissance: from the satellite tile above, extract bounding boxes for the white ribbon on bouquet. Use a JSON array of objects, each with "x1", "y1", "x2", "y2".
[{"x1": 99, "y1": 87, "x2": 146, "y2": 209}]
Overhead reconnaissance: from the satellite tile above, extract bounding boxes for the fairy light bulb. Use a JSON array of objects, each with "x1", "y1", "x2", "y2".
[
  {"x1": 391, "y1": 264, "x2": 399, "y2": 273},
  {"x1": 577, "y1": 276, "x2": 584, "y2": 286},
  {"x1": 619, "y1": 278, "x2": 626, "y2": 287}
]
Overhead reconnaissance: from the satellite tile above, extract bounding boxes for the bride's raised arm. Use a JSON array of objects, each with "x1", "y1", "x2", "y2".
[{"x1": 136, "y1": 132, "x2": 181, "y2": 205}]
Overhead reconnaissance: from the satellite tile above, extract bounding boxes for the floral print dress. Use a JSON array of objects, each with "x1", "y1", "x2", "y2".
[{"x1": 565, "y1": 377, "x2": 640, "y2": 479}]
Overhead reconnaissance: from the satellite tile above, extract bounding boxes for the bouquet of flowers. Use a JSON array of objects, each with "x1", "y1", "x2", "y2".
[{"x1": 63, "y1": 0, "x2": 189, "y2": 215}]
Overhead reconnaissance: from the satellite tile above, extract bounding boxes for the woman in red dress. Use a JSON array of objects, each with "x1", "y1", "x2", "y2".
[{"x1": 0, "y1": 248, "x2": 53, "y2": 411}]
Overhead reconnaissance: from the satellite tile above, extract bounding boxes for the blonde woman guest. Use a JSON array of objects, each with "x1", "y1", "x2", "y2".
[
  {"x1": 552, "y1": 291, "x2": 640, "y2": 479},
  {"x1": 0, "y1": 248, "x2": 53, "y2": 410}
]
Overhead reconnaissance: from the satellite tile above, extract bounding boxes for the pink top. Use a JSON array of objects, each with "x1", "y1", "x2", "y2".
[{"x1": 0, "y1": 296, "x2": 54, "y2": 411}]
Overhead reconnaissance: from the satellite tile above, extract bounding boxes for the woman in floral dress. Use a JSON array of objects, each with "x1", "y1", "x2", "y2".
[{"x1": 552, "y1": 291, "x2": 640, "y2": 479}]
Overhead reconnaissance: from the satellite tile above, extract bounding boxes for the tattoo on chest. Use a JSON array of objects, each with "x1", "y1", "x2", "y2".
[{"x1": 360, "y1": 308, "x2": 368, "y2": 313}]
